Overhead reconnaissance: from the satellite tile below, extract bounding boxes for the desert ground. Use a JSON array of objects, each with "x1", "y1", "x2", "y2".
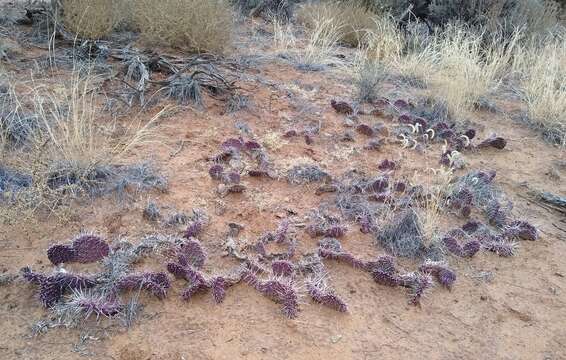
[{"x1": 0, "y1": 1, "x2": 565, "y2": 359}]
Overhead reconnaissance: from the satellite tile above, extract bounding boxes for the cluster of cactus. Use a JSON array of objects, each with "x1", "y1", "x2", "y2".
[
  {"x1": 441, "y1": 230, "x2": 481, "y2": 258},
  {"x1": 502, "y1": 220, "x2": 538, "y2": 241},
  {"x1": 271, "y1": 259, "x2": 295, "y2": 277},
  {"x1": 318, "y1": 237, "x2": 367, "y2": 269},
  {"x1": 371, "y1": 258, "x2": 434, "y2": 305},
  {"x1": 166, "y1": 238, "x2": 237, "y2": 303},
  {"x1": 476, "y1": 134, "x2": 507, "y2": 150},
  {"x1": 378, "y1": 159, "x2": 397, "y2": 172},
  {"x1": 47, "y1": 234, "x2": 110, "y2": 265},
  {"x1": 465, "y1": 222, "x2": 519, "y2": 257},
  {"x1": 232, "y1": 239, "x2": 348, "y2": 315},
  {"x1": 21, "y1": 267, "x2": 96, "y2": 307},
  {"x1": 447, "y1": 188, "x2": 474, "y2": 218},
  {"x1": 22, "y1": 233, "x2": 180, "y2": 328},
  {"x1": 393, "y1": 99, "x2": 412, "y2": 111},
  {"x1": 447, "y1": 170, "x2": 516, "y2": 228},
  {"x1": 439, "y1": 133, "x2": 505, "y2": 169},
  {"x1": 295, "y1": 253, "x2": 349, "y2": 313},
  {"x1": 255, "y1": 219, "x2": 297, "y2": 259},
  {"x1": 208, "y1": 164, "x2": 240, "y2": 185},
  {"x1": 367, "y1": 176, "x2": 389, "y2": 193},
  {"x1": 240, "y1": 268, "x2": 300, "y2": 318},
  {"x1": 167, "y1": 261, "x2": 239, "y2": 303},
  {"x1": 455, "y1": 218, "x2": 537, "y2": 257},
  {"x1": 418, "y1": 260, "x2": 456, "y2": 290},
  {"x1": 116, "y1": 272, "x2": 171, "y2": 300},
  {"x1": 306, "y1": 275, "x2": 348, "y2": 313},
  {"x1": 316, "y1": 239, "x2": 437, "y2": 305},
  {"x1": 388, "y1": 96, "x2": 483, "y2": 157},
  {"x1": 242, "y1": 255, "x2": 347, "y2": 316},
  {"x1": 63, "y1": 289, "x2": 123, "y2": 319},
  {"x1": 305, "y1": 211, "x2": 348, "y2": 239},
  {"x1": 396, "y1": 112, "x2": 472, "y2": 154},
  {"x1": 357, "y1": 213, "x2": 378, "y2": 234},
  {"x1": 183, "y1": 209, "x2": 208, "y2": 240},
  {"x1": 346, "y1": 173, "x2": 408, "y2": 203},
  {"x1": 208, "y1": 136, "x2": 272, "y2": 187},
  {"x1": 484, "y1": 200, "x2": 509, "y2": 227},
  {"x1": 281, "y1": 122, "x2": 321, "y2": 145}
]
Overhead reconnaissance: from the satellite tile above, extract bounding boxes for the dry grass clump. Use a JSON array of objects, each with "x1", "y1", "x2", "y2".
[
  {"x1": 353, "y1": 59, "x2": 387, "y2": 103},
  {"x1": 429, "y1": 0, "x2": 561, "y2": 38},
  {"x1": 297, "y1": 1, "x2": 377, "y2": 47},
  {"x1": 272, "y1": 20, "x2": 297, "y2": 53},
  {"x1": 0, "y1": 68, "x2": 163, "y2": 221},
  {"x1": 512, "y1": 33, "x2": 566, "y2": 145},
  {"x1": 60, "y1": 0, "x2": 115, "y2": 39},
  {"x1": 363, "y1": 16, "x2": 405, "y2": 61},
  {"x1": 293, "y1": 14, "x2": 343, "y2": 70},
  {"x1": 412, "y1": 168, "x2": 453, "y2": 247},
  {"x1": 427, "y1": 26, "x2": 518, "y2": 118},
  {"x1": 233, "y1": 0, "x2": 294, "y2": 21},
  {"x1": 361, "y1": 16, "x2": 437, "y2": 88},
  {"x1": 30, "y1": 72, "x2": 159, "y2": 172},
  {"x1": 0, "y1": 37, "x2": 24, "y2": 65},
  {"x1": 132, "y1": 0, "x2": 234, "y2": 53},
  {"x1": 58, "y1": 0, "x2": 234, "y2": 52}
]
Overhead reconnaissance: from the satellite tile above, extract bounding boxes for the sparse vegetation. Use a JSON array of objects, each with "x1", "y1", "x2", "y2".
[
  {"x1": 132, "y1": 0, "x2": 234, "y2": 53},
  {"x1": 60, "y1": 0, "x2": 115, "y2": 39},
  {"x1": 234, "y1": 0, "x2": 295, "y2": 20},
  {"x1": 512, "y1": 32, "x2": 566, "y2": 145},
  {"x1": 0, "y1": 68, "x2": 165, "y2": 220},
  {"x1": 0, "y1": 0, "x2": 561, "y2": 356},
  {"x1": 295, "y1": 13, "x2": 343, "y2": 70},
  {"x1": 297, "y1": 1, "x2": 377, "y2": 47}
]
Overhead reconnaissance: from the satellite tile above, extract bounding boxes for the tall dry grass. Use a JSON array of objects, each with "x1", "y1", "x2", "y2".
[
  {"x1": 361, "y1": 18, "x2": 524, "y2": 119},
  {"x1": 58, "y1": 0, "x2": 234, "y2": 53},
  {"x1": 132, "y1": 0, "x2": 234, "y2": 53},
  {"x1": 272, "y1": 19, "x2": 296, "y2": 53},
  {"x1": 60, "y1": 0, "x2": 115, "y2": 39},
  {"x1": 299, "y1": 15, "x2": 343, "y2": 68},
  {"x1": 30, "y1": 72, "x2": 161, "y2": 169},
  {"x1": 427, "y1": 26, "x2": 520, "y2": 118},
  {"x1": 273, "y1": 10, "x2": 343, "y2": 70},
  {"x1": 512, "y1": 32, "x2": 566, "y2": 145},
  {"x1": 412, "y1": 167, "x2": 453, "y2": 246},
  {"x1": 297, "y1": 2, "x2": 378, "y2": 47},
  {"x1": 363, "y1": 15, "x2": 404, "y2": 61},
  {"x1": 0, "y1": 67, "x2": 164, "y2": 220}
]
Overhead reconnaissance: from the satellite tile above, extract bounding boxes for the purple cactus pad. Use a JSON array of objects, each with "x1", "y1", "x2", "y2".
[
  {"x1": 271, "y1": 260, "x2": 295, "y2": 277},
  {"x1": 47, "y1": 244, "x2": 76, "y2": 265},
  {"x1": 356, "y1": 124, "x2": 374, "y2": 136},
  {"x1": 72, "y1": 235, "x2": 109, "y2": 263},
  {"x1": 208, "y1": 165, "x2": 224, "y2": 180}
]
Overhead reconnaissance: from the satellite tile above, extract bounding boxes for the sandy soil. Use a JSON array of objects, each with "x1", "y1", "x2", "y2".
[{"x1": 1, "y1": 14, "x2": 566, "y2": 360}]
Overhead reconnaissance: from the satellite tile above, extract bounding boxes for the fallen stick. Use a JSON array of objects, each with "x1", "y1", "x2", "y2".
[{"x1": 529, "y1": 190, "x2": 566, "y2": 215}]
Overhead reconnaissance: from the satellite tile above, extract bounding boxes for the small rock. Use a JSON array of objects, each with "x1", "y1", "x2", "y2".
[
  {"x1": 343, "y1": 118, "x2": 356, "y2": 127},
  {"x1": 330, "y1": 335, "x2": 342, "y2": 344}
]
